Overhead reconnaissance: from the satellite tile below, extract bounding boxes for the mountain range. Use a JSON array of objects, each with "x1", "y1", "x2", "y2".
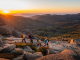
[{"x1": 0, "y1": 13, "x2": 80, "y2": 38}]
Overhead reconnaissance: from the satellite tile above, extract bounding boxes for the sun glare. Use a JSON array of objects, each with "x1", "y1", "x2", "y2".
[{"x1": 3, "y1": 10, "x2": 9, "y2": 13}]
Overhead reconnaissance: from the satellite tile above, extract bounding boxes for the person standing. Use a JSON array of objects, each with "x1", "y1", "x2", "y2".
[
  {"x1": 21, "y1": 33, "x2": 26, "y2": 43},
  {"x1": 44, "y1": 39, "x2": 49, "y2": 47},
  {"x1": 37, "y1": 37, "x2": 39, "y2": 42},
  {"x1": 28, "y1": 34, "x2": 33, "y2": 43}
]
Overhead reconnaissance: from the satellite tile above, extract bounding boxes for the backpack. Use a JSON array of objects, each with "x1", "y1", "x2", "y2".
[
  {"x1": 21, "y1": 34, "x2": 23, "y2": 38},
  {"x1": 28, "y1": 34, "x2": 31, "y2": 38}
]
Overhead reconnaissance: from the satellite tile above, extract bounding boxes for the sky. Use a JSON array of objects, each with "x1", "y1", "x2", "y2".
[{"x1": 0, "y1": 0, "x2": 80, "y2": 14}]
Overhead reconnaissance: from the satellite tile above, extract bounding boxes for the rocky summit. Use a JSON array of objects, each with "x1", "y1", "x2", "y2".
[{"x1": 0, "y1": 37, "x2": 80, "y2": 60}]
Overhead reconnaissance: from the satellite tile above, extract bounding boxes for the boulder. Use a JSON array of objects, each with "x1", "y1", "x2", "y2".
[
  {"x1": 33, "y1": 52, "x2": 43, "y2": 59},
  {"x1": 12, "y1": 29, "x2": 22, "y2": 38},
  {"x1": 46, "y1": 49, "x2": 56, "y2": 54},
  {"x1": 50, "y1": 40, "x2": 56, "y2": 43},
  {"x1": 0, "y1": 17, "x2": 6, "y2": 26},
  {"x1": 2, "y1": 44, "x2": 16, "y2": 52},
  {"x1": 0, "y1": 58, "x2": 9, "y2": 60},
  {"x1": 2, "y1": 41, "x2": 9, "y2": 44},
  {"x1": 11, "y1": 48, "x2": 23, "y2": 55},
  {"x1": 24, "y1": 52, "x2": 34, "y2": 60},
  {"x1": 24, "y1": 46, "x2": 32, "y2": 52},
  {"x1": 12, "y1": 55, "x2": 24, "y2": 60},
  {"x1": 0, "y1": 25, "x2": 12, "y2": 35},
  {"x1": 37, "y1": 49, "x2": 78, "y2": 60},
  {"x1": 12, "y1": 29, "x2": 28, "y2": 38},
  {"x1": 12, "y1": 29, "x2": 20, "y2": 37},
  {"x1": 0, "y1": 34, "x2": 3, "y2": 39},
  {"x1": 70, "y1": 39, "x2": 80, "y2": 44},
  {"x1": 22, "y1": 29, "x2": 31, "y2": 35},
  {"x1": 49, "y1": 40, "x2": 76, "y2": 52},
  {"x1": 75, "y1": 47, "x2": 80, "y2": 57}
]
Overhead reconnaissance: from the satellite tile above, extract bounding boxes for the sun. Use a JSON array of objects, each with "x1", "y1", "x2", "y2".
[{"x1": 3, "y1": 10, "x2": 9, "y2": 13}]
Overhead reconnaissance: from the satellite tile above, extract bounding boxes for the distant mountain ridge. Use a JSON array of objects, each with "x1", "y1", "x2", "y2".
[
  {"x1": 1, "y1": 15, "x2": 53, "y2": 31},
  {"x1": 31, "y1": 13, "x2": 80, "y2": 23},
  {"x1": 0, "y1": 13, "x2": 80, "y2": 38}
]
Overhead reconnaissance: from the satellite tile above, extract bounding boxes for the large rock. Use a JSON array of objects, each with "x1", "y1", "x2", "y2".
[
  {"x1": 12, "y1": 55, "x2": 24, "y2": 60},
  {"x1": 11, "y1": 48, "x2": 23, "y2": 55},
  {"x1": 0, "y1": 34, "x2": 3, "y2": 39},
  {"x1": 12, "y1": 29, "x2": 28, "y2": 38},
  {"x1": 22, "y1": 29, "x2": 31, "y2": 35},
  {"x1": 0, "y1": 58, "x2": 9, "y2": 60},
  {"x1": 49, "y1": 40, "x2": 78, "y2": 52},
  {"x1": 75, "y1": 47, "x2": 80, "y2": 57},
  {"x1": 24, "y1": 46, "x2": 32, "y2": 52},
  {"x1": 24, "y1": 52, "x2": 34, "y2": 60},
  {"x1": 12, "y1": 29, "x2": 22, "y2": 37},
  {"x1": 2, "y1": 44, "x2": 16, "y2": 52},
  {"x1": 70, "y1": 39, "x2": 80, "y2": 44},
  {"x1": 0, "y1": 17, "x2": 6, "y2": 26},
  {"x1": 33, "y1": 52, "x2": 43, "y2": 60},
  {"x1": 0, "y1": 25, "x2": 12, "y2": 35},
  {"x1": 37, "y1": 49, "x2": 78, "y2": 60},
  {"x1": 49, "y1": 41, "x2": 68, "y2": 52},
  {"x1": 46, "y1": 49, "x2": 56, "y2": 54}
]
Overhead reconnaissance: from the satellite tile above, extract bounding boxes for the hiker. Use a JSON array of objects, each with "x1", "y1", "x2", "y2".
[
  {"x1": 44, "y1": 39, "x2": 49, "y2": 47},
  {"x1": 28, "y1": 34, "x2": 33, "y2": 43},
  {"x1": 37, "y1": 39, "x2": 41, "y2": 47},
  {"x1": 37, "y1": 37, "x2": 39, "y2": 42},
  {"x1": 21, "y1": 33, "x2": 26, "y2": 43}
]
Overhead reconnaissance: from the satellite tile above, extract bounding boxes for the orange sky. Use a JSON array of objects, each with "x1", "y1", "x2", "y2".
[{"x1": 0, "y1": 0, "x2": 80, "y2": 14}]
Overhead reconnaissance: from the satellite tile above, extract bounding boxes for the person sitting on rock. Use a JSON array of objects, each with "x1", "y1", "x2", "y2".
[{"x1": 21, "y1": 33, "x2": 26, "y2": 43}]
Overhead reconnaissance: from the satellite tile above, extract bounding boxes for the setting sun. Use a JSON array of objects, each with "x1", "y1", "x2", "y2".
[{"x1": 3, "y1": 10, "x2": 9, "y2": 13}]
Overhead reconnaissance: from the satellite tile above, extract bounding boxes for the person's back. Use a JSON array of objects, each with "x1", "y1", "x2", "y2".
[
  {"x1": 46, "y1": 39, "x2": 48, "y2": 44},
  {"x1": 28, "y1": 34, "x2": 31, "y2": 39},
  {"x1": 37, "y1": 39, "x2": 41, "y2": 47},
  {"x1": 22, "y1": 34, "x2": 25, "y2": 39},
  {"x1": 46, "y1": 39, "x2": 48, "y2": 47},
  {"x1": 37, "y1": 37, "x2": 39, "y2": 42},
  {"x1": 21, "y1": 33, "x2": 26, "y2": 43},
  {"x1": 38, "y1": 39, "x2": 41, "y2": 43},
  {"x1": 29, "y1": 34, "x2": 33, "y2": 43}
]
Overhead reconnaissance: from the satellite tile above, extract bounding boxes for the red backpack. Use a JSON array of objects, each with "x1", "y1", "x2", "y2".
[
  {"x1": 21, "y1": 34, "x2": 23, "y2": 38},
  {"x1": 28, "y1": 34, "x2": 31, "y2": 38}
]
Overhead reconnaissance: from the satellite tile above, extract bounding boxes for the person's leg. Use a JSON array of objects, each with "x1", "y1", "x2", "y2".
[
  {"x1": 32, "y1": 40, "x2": 33, "y2": 43},
  {"x1": 24, "y1": 38, "x2": 26, "y2": 43},
  {"x1": 47, "y1": 43, "x2": 48, "y2": 47},
  {"x1": 37, "y1": 43, "x2": 39, "y2": 47},
  {"x1": 30, "y1": 38, "x2": 31, "y2": 43},
  {"x1": 40, "y1": 43, "x2": 41, "y2": 47},
  {"x1": 22, "y1": 39, "x2": 23, "y2": 42}
]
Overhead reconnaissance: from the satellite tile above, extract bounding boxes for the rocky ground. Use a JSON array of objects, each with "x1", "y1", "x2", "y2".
[{"x1": 0, "y1": 36, "x2": 80, "y2": 60}]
